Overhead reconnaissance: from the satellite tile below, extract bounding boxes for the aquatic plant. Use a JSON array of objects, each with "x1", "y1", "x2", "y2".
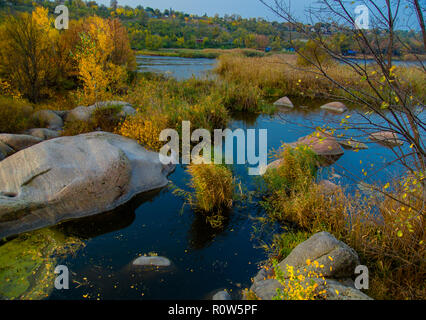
[{"x1": 0, "y1": 229, "x2": 84, "y2": 300}]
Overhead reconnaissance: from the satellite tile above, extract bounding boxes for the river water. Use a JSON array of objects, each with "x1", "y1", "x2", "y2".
[{"x1": 0, "y1": 55, "x2": 410, "y2": 300}]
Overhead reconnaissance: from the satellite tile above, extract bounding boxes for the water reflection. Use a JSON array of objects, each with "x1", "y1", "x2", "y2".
[{"x1": 56, "y1": 188, "x2": 164, "y2": 239}]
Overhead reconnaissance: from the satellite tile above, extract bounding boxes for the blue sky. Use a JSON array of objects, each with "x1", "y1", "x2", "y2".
[{"x1": 96, "y1": 0, "x2": 315, "y2": 20}]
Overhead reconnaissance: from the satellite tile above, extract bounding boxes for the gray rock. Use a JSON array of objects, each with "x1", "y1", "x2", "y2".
[
  {"x1": 119, "y1": 105, "x2": 137, "y2": 117},
  {"x1": 250, "y1": 278, "x2": 283, "y2": 300},
  {"x1": 338, "y1": 139, "x2": 368, "y2": 150},
  {"x1": 0, "y1": 132, "x2": 175, "y2": 238},
  {"x1": 369, "y1": 131, "x2": 403, "y2": 148},
  {"x1": 277, "y1": 232, "x2": 360, "y2": 279},
  {"x1": 212, "y1": 290, "x2": 232, "y2": 300},
  {"x1": 274, "y1": 96, "x2": 294, "y2": 108},
  {"x1": 313, "y1": 278, "x2": 373, "y2": 300},
  {"x1": 0, "y1": 141, "x2": 15, "y2": 161},
  {"x1": 65, "y1": 106, "x2": 93, "y2": 122},
  {"x1": 32, "y1": 110, "x2": 64, "y2": 129},
  {"x1": 0, "y1": 134, "x2": 42, "y2": 151},
  {"x1": 320, "y1": 102, "x2": 348, "y2": 113},
  {"x1": 133, "y1": 256, "x2": 171, "y2": 267},
  {"x1": 28, "y1": 128, "x2": 60, "y2": 140},
  {"x1": 318, "y1": 180, "x2": 340, "y2": 194},
  {"x1": 65, "y1": 101, "x2": 134, "y2": 123}
]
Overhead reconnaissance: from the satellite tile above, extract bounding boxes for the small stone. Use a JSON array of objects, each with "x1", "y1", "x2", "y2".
[
  {"x1": 320, "y1": 102, "x2": 348, "y2": 113},
  {"x1": 369, "y1": 131, "x2": 403, "y2": 148},
  {"x1": 274, "y1": 96, "x2": 294, "y2": 108},
  {"x1": 212, "y1": 290, "x2": 232, "y2": 300},
  {"x1": 133, "y1": 256, "x2": 171, "y2": 267}
]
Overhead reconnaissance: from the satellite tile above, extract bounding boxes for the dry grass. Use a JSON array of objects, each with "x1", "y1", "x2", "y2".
[
  {"x1": 261, "y1": 145, "x2": 425, "y2": 300},
  {"x1": 215, "y1": 54, "x2": 426, "y2": 102}
]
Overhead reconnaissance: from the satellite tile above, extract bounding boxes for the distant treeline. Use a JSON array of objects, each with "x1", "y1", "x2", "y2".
[{"x1": 1, "y1": 0, "x2": 425, "y2": 56}]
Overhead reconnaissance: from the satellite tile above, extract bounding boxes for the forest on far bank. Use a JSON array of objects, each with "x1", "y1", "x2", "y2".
[{"x1": 1, "y1": 0, "x2": 425, "y2": 58}]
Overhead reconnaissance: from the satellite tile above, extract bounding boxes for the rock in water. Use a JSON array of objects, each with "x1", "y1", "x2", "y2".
[
  {"x1": 320, "y1": 102, "x2": 348, "y2": 113},
  {"x1": 292, "y1": 131, "x2": 344, "y2": 165},
  {"x1": 273, "y1": 96, "x2": 294, "y2": 108},
  {"x1": 369, "y1": 131, "x2": 403, "y2": 148},
  {"x1": 133, "y1": 256, "x2": 171, "y2": 267},
  {"x1": 0, "y1": 132, "x2": 175, "y2": 238},
  {"x1": 212, "y1": 290, "x2": 232, "y2": 300}
]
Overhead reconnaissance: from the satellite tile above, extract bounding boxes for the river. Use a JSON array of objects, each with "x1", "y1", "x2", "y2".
[{"x1": 0, "y1": 55, "x2": 409, "y2": 300}]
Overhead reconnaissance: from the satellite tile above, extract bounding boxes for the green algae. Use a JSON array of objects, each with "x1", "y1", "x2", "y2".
[{"x1": 0, "y1": 228, "x2": 84, "y2": 300}]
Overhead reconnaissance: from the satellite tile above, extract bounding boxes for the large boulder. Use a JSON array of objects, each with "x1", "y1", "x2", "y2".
[
  {"x1": 0, "y1": 141, "x2": 15, "y2": 161},
  {"x1": 32, "y1": 110, "x2": 64, "y2": 130},
  {"x1": 248, "y1": 232, "x2": 371, "y2": 300},
  {"x1": 291, "y1": 131, "x2": 344, "y2": 165},
  {"x1": 320, "y1": 102, "x2": 348, "y2": 113},
  {"x1": 0, "y1": 134, "x2": 42, "y2": 152},
  {"x1": 65, "y1": 101, "x2": 135, "y2": 123},
  {"x1": 274, "y1": 96, "x2": 294, "y2": 108},
  {"x1": 369, "y1": 131, "x2": 403, "y2": 148},
  {"x1": 28, "y1": 128, "x2": 60, "y2": 140},
  {"x1": 277, "y1": 232, "x2": 360, "y2": 279},
  {"x1": 0, "y1": 132, "x2": 175, "y2": 238}
]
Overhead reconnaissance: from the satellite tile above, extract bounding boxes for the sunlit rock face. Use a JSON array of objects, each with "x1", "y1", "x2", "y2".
[{"x1": 0, "y1": 132, "x2": 175, "y2": 239}]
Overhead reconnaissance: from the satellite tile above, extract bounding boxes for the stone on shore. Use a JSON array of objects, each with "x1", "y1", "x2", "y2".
[
  {"x1": 248, "y1": 232, "x2": 372, "y2": 300},
  {"x1": 0, "y1": 132, "x2": 175, "y2": 238},
  {"x1": 28, "y1": 128, "x2": 60, "y2": 140},
  {"x1": 0, "y1": 141, "x2": 15, "y2": 161},
  {"x1": 212, "y1": 290, "x2": 232, "y2": 300},
  {"x1": 65, "y1": 101, "x2": 135, "y2": 123},
  {"x1": 32, "y1": 110, "x2": 64, "y2": 130},
  {"x1": 0, "y1": 134, "x2": 42, "y2": 152},
  {"x1": 274, "y1": 96, "x2": 294, "y2": 108}
]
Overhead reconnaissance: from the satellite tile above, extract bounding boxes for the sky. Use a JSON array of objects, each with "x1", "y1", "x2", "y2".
[{"x1": 96, "y1": 0, "x2": 315, "y2": 20}]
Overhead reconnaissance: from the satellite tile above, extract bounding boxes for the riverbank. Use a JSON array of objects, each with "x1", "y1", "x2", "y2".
[{"x1": 135, "y1": 48, "x2": 269, "y2": 59}]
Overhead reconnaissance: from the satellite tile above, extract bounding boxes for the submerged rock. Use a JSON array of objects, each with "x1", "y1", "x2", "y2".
[
  {"x1": 338, "y1": 139, "x2": 368, "y2": 150},
  {"x1": 273, "y1": 96, "x2": 294, "y2": 108},
  {"x1": 0, "y1": 132, "x2": 175, "y2": 238},
  {"x1": 320, "y1": 102, "x2": 348, "y2": 113},
  {"x1": 0, "y1": 133, "x2": 42, "y2": 152},
  {"x1": 133, "y1": 256, "x2": 172, "y2": 267},
  {"x1": 318, "y1": 179, "x2": 341, "y2": 194},
  {"x1": 369, "y1": 131, "x2": 403, "y2": 148}
]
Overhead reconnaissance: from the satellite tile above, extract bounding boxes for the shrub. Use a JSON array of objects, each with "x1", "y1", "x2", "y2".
[
  {"x1": 273, "y1": 260, "x2": 327, "y2": 300},
  {"x1": 0, "y1": 97, "x2": 36, "y2": 133},
  {"x1": 174, "y1": 163, "x2": 235, "y2": 228},
  {"x1": 116, "y1": 112, "x2": 170, "y2": 151}
]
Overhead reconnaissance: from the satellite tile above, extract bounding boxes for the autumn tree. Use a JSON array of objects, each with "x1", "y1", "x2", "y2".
[{"x1": 0, "y1": 7, "x2": 60, "y2": 102}]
